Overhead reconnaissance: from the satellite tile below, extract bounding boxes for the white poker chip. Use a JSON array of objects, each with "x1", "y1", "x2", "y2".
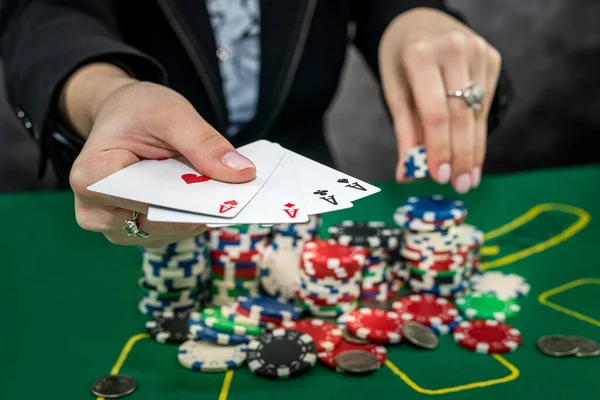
[
  {"x1": 470, "y1": 271, "x2": 530, "y2": 300},
  {"x1": 177, "y1": 339, "x2": 247, "y2": 372},
  {"x1": 259, "y1": 235, "x2": 304, "y2": 299}
]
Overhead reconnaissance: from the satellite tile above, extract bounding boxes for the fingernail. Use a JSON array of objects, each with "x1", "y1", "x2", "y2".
[
  {"x1": 455, "y1": 173, "x2": 471, "y2": 194},
  {"x1": 472, "y1": 167, "x2": 481, "y2": 188},
  {"x1": 221, "y1": 151, "x2": 255, "y2": 171},
  {"x1": 437, "y1": 163, "x2": 452, "y2": 184}
]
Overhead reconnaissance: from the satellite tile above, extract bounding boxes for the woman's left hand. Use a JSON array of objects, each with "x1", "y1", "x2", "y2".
[{"x1": 379, "y1": 7, "x2": 502, "y2": 193}]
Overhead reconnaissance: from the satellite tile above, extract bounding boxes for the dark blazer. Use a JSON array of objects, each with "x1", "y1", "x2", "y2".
[{"x1": 0, "y1": 0, "x2": 510, "y2": 187}]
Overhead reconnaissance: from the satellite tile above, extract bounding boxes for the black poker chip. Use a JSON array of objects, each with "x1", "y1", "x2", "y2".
[
  {"x1": 247, "y1": 329, "x2": 317, "y2": 379},
  {"x1": 145, "y1": 311, "x2": 190, "y2": 344},
  {"x1": 328, "y1": 221, "x2": 401, "y2": 250}
]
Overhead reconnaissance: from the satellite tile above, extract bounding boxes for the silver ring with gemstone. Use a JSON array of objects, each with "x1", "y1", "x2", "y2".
[
  {"x1": 447, "y1": 81, "x2": 485, "y2": 110},
  {"x1": 123, "y1": 211, "x2": 151, "y2": 238}
]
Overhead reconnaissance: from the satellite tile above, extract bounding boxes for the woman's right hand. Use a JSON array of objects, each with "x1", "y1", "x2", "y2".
[{"x1": 63, "y1": 63, "x2": 256, "y2": 247}]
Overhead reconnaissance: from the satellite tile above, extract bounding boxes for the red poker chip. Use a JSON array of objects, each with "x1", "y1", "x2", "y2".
[
  {"x1": 205, "y1": 228, "x2": 266, "y2": 242},
  {"x1": 453, "y1": 320, "x2": 522, "y2": 354},
  {"x1": 391, "y1": 294, "x2": 459, "y2": 326},
  {"x1": 318, "y1": 340, "x2": 387, "y2": 369},
  {"x1": 345, "y1": 308, "x2": 404, "y2": 344},
  {"x1": 210, "y1": 265, "x2": 258, "y2": 279},
  {"x1": 302, "y1": 240, "x2": 366, "y2": 268},
  {"x1": 295, "y1": 291, "x2": 357, "y2": 306},
  {"x1": 280, "y1": 319, "x2": 342, "y2": 352},
  {"x1": 209, "y1": 248, "x2": 261, "y2": 262}
]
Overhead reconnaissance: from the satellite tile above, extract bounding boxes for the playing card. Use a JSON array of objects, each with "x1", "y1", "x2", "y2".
[
  {"x1": 288, "y1": 150, "x2": 380, "y2": 205},
  {"x1": 147, "y1": 151, "x2": 309, "y2": 225},
  {"x1": 87, "y1": 140, "x2": 285, "y2": 217}
]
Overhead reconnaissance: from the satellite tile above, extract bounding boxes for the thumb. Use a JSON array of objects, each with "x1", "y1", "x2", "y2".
[
  {"x1": 380, "y1": 64, "x2": 421, "y2": 182},
  {"x1": 163, "y1": 113, "x2": 256, "y2": 184}
]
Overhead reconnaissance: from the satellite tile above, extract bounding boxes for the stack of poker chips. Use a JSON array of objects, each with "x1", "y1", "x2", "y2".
[
  {"x1": 273, "y1": 214, "x2": 322, "y2": 240},
  {"x1": 394, "y1": 195, "x2": 470, "y2": 297},
  {"x1": 456, "y1": 223, "x2": 484, "y2": 279},
  {"x1": 328, "y1": 221, "x2": 402, "y2": 302},
  {"x1": 205, "y1": 225, "x2": 271, "y2": 306},
  {"x1": 295, "y1": 240, "x2": 366, "y2": 317},
  {"x1": 138, "y1": 235, "x2": 206, "y2": 317},
  {"x1": 259, "y1": 215, "x2": 322, "y2": 299}
]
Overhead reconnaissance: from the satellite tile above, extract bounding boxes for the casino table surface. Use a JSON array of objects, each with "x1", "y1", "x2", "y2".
[{"x1": 1, "y1": 165, "x2": 600, "y2": 400}]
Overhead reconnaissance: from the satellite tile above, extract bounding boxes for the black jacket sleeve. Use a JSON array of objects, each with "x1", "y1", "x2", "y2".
[
  {"x1": 351, "y1": 0, "x2": 512, "y2": 133},
  {"x1": 0, "y1": 0, "x2": 166, "y2": 182}
]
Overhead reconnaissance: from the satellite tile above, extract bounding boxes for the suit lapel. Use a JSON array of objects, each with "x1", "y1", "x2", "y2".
[
  {"x1": 156, "y1": 0, "x2": 228, "y2": 132},
  {"x1": 241, "y1": 0, "x2": 316, "y2": 139}
]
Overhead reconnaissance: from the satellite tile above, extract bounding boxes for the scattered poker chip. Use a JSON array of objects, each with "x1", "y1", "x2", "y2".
[
  {"x1": 178, "y1": 339, "x2": 247, "y2": 372},
  {"x1": 259, "y1": 235, "x2": 303, "y2": 299},
  {"x1": 453, "y1": 320, "x2": 522, "y2": 354},
  {"x1": 145, "y1": 310, "x2": 191, "y2": 344},
  {"x1": 318, "y1": 341, "x2": 387, "y2": 370},
  {"x1": 237, "y1": 295, "x2": 303, "y2": 321},
  {"x1": 403, "y1": 195, "x2": 467, "y2": 223},
  {"x1": 247, "y1": 328, "x2": 317, "y2": 379},
  {"x1": 455, "y1": 292, "x2": 521, "y2": 321},
  {"x1": 470, "y1": 271, "x2": 531, "y2": 300},
  {"x1": 403, "y1": 145, "x2": 429, "y2": 179},
  {"x1": 188, "y1": 318, "x2": 251, "y2": 345},
  {"x1": 328, "y1": 221, "x2": 401, "y2": 250},
  {"x1": 200, "y1": 307, "x2": 264, "y2": 336},
  {"x1": 429, "y1": 315, "x2": 464, "y2": 335},
  {"x1": 221, "y1": 304, "x2": 277, "y2": 330},
  {"x1": 345, "y1": 308, "x2": 404, "y2": 344},
  {"x1": 391, "y1": 294, "x2": 459, "y2": 327},
  {"x1": 280, "y1": 319, "x2": 342, "y2": 352},
  {"x1": 233, "y1": 302, "x2": 293, "y2": 325}
]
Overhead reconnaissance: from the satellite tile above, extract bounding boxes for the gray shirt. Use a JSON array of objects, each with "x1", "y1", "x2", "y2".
[{"x1": 206, "y1": 0, "x2": 261, "y2": 137}]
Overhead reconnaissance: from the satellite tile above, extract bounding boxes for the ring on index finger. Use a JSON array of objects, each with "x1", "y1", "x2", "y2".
[
  {"x1": 447, "y1": 81, "x2": 485, "y2": 111},
  {"x1": 123, "y1": 211, "x2": 151, "y2": 239}
]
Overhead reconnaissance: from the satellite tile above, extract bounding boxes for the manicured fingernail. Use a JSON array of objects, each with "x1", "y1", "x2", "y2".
[
  {"x1": 221, "y1": 151, "x2": 255, "y2": 171},
  {"x1": 472, "y1": 167, "x2": 481, "y2": 188},
  {"x1": 437, "y1": 163, "x2": 452, "y2": 184},
  {"x1": 455, "y1": 173, "x2": 471, "y2": 194}
]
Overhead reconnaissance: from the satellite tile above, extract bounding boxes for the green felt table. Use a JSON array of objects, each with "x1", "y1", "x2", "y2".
[{"x1": 1, "y1": 165, "x2": 600, "y2": 400}]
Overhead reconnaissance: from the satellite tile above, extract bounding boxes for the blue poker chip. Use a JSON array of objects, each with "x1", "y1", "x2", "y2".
[
  {"x1": 237, "y1": 295, "x2": 303, "y2": 321},
  {"x1": 403, "y1": 146, "x2": 429, "y2": 179},
  {"x1": 188, "y1": 317, "x2": 251, "y2": 345},
  {"x1": 429, "y1": 315, "x2": 464, "y2": 335},
  {"x1": 404, "y1": 195, "x2": 467, "y2": 222}
]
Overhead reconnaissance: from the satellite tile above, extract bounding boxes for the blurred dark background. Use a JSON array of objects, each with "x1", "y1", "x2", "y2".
[{"x1": 1, "y1": 0, "x2": 599, "y2": 192}]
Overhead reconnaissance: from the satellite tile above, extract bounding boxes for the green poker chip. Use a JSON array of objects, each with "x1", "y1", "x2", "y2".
[
  {"x1": 201, "y1": 307, "x2": 264, "y2": 336},
  {"x1": 455, "y1": 292, "x2": 521, "y2": 321}
]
